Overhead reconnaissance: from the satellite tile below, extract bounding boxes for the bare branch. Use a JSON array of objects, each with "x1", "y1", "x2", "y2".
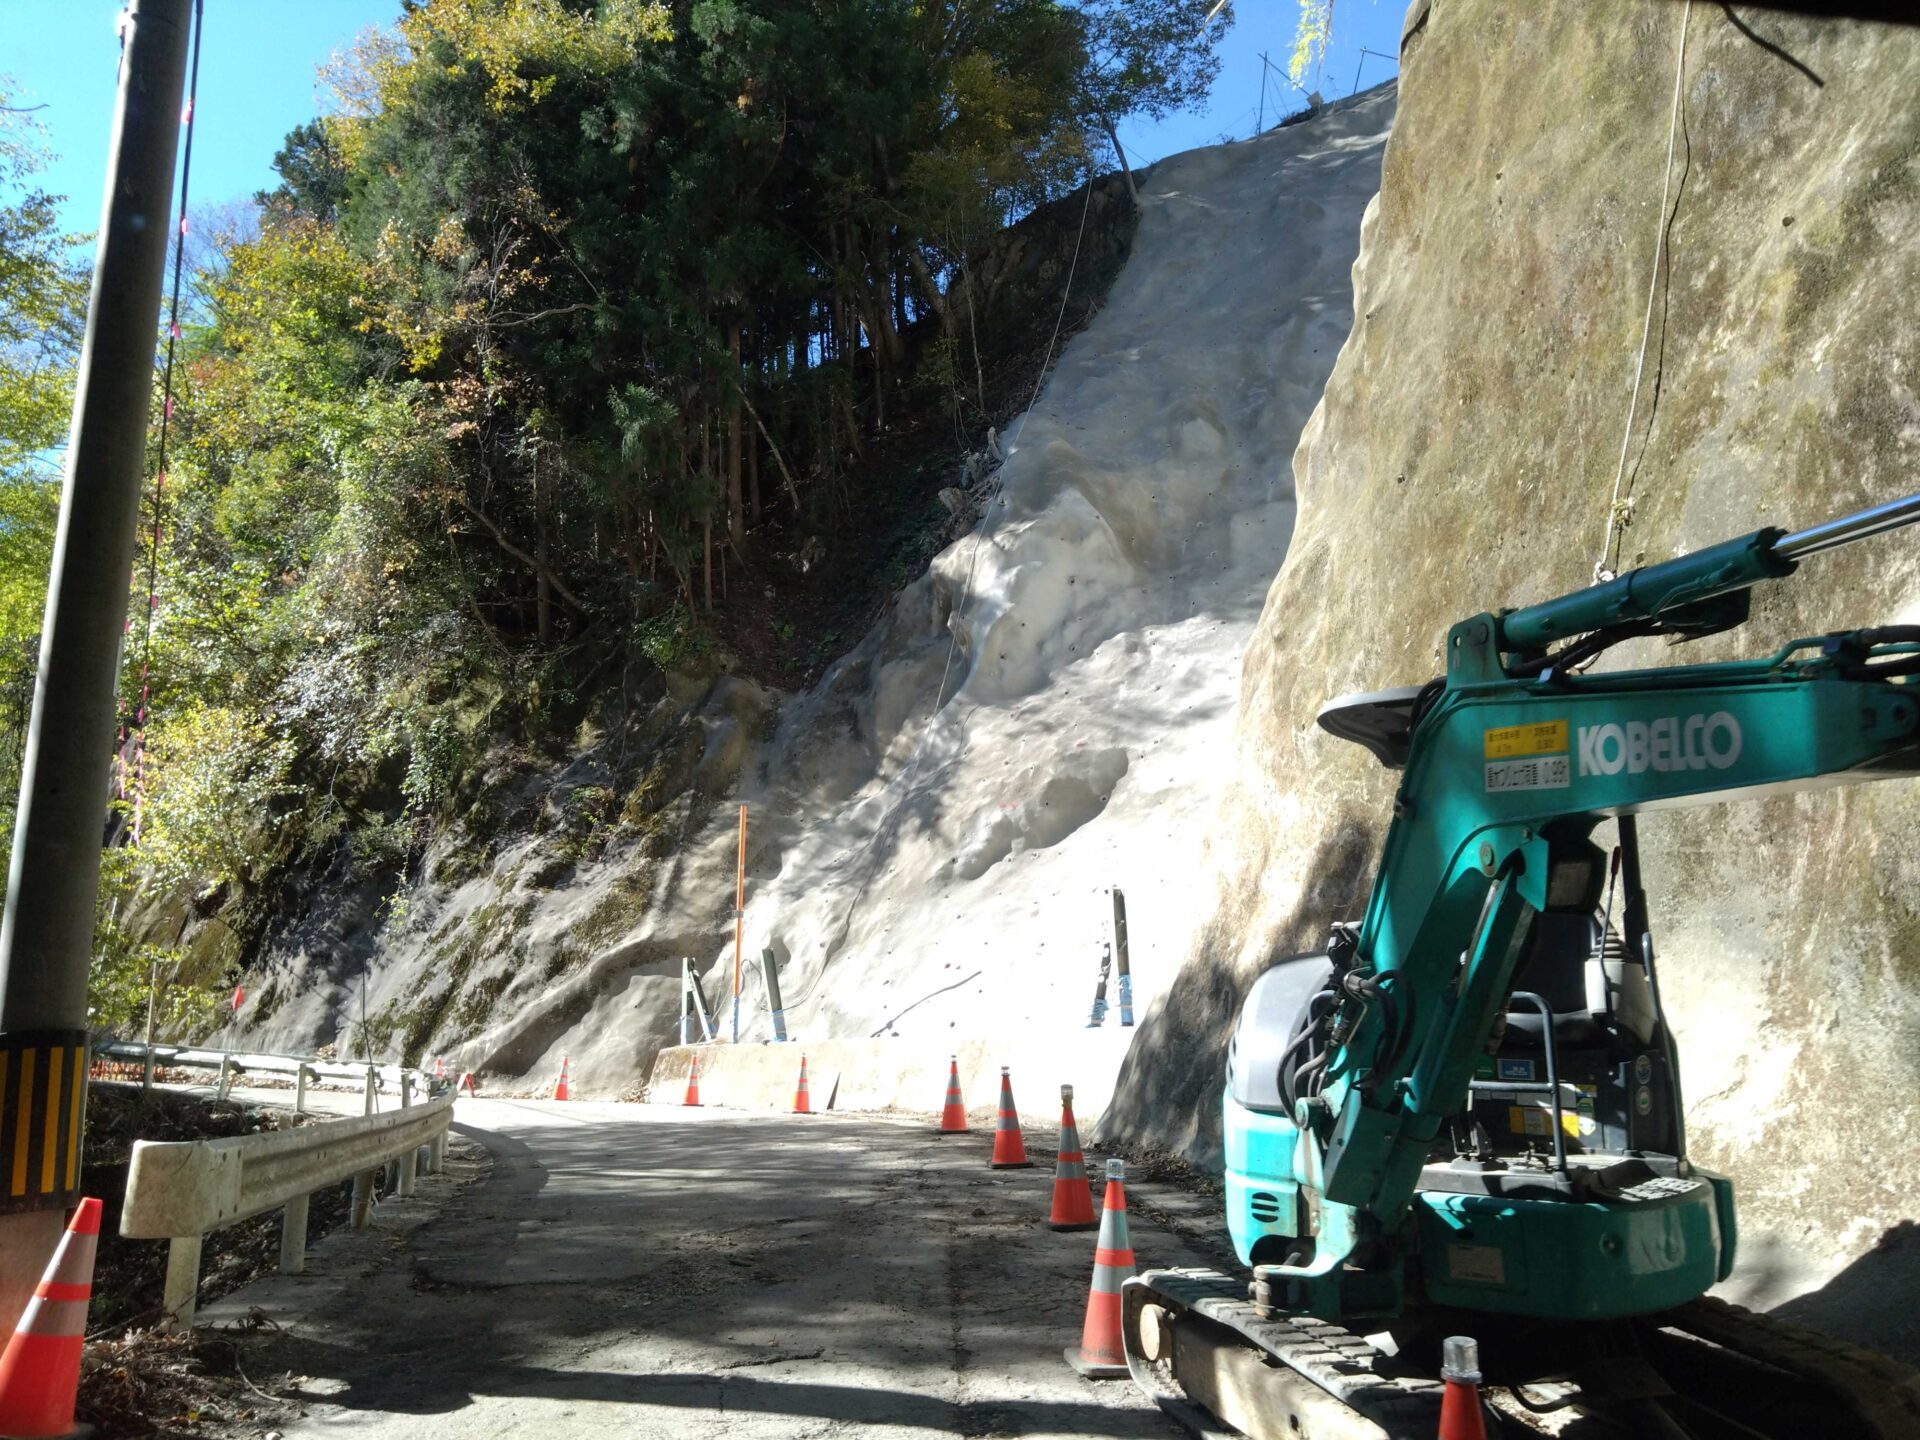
[
  {"x1": 738, "y1": 391, "x2": 803, "y2": 512},
  {"x1": 450, "y1": 495, "x2": 589, "y2": 615}
]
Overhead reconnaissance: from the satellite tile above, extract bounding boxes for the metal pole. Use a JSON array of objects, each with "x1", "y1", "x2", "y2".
[
  {"x1": 1112, "y1": 888, "x2": 1133, "y2": 1027},
  {"x1": 1087, "y1": 943, "x2": 1111, "y2": 1028},
  {"x1": 679, "y1": 957, "x2": 691, "y2": 1047},
  {"x1": 732, "y1": 805, "x2": 746, "y2": 1044},
  {"x1": 688, "y1": 962, "x2": 715, "y2": 1042},
  {"x1": 760, "y1": 947, "x2": 787, "y2": 1043},
  {"x1": 142, "y1": 955, "x2": 160, "y2": 1096},
  {"x1": 0, "y1": 0, "x2": 192, "y2": 1331},
  {"x1": 1256, "y1": 51, "x2": 1267, "y2": 134}
]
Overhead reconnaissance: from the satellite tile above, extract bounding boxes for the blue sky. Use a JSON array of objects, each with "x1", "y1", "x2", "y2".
[{"x1": 5, "y1": 0, "x2": 1406, "y2": 238}]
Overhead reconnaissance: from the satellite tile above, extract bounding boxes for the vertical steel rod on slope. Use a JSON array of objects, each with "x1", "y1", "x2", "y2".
[{"x1": 0, "y1": 0, "x2": 192, "y2": 1329}]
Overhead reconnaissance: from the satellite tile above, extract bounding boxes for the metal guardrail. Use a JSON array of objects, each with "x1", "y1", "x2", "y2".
[
  {"x1": 95, "y1": 1039, "x2": 428, "y2": 1110},
  {"x1": 120, "y1": 1091, "x2": 455, "y2": 1329}
]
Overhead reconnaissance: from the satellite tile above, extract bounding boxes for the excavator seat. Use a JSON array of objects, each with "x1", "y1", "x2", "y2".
[{"x1": 1502, "y1": 911, "x2": 1604, "y2": 1046}]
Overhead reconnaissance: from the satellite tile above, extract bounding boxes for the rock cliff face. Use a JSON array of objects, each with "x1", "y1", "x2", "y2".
[{"x1": 1103, "y1": 1, "x2": 1920, "y2": 1302}]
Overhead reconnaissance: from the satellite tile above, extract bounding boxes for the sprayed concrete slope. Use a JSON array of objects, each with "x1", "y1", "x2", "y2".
[{"x1": 696, "y1": 89, "x2": 1397, "y2": 1070}]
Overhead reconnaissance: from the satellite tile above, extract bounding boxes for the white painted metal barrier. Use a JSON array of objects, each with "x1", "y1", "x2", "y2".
[
  {"x1": 120, "y1": 1092, "x2": 454, "y2": 1328},
  {"x1": 95, "y1": 1039, "x2": 428, "y2": 1108}
]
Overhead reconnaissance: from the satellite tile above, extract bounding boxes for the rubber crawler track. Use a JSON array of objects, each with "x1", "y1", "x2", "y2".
[
  {"x1": 1128, "y1": 1268, "x2": 1920, "y2": 1439},
  {"x1": 1655, "y1": 1294, "x2": 1920, "y2": 1440}
]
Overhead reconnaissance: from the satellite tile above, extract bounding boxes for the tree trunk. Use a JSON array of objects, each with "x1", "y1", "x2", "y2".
[
  {"x1": 746, "y1": 407, "x2": 761, "y2": 523},
  {"x1": 533, "y1": 460, "x2": 553, "y2": 646},
  {"x1": 1100, "y1": 115, "x2": 1138, "y2": 205},
  {"x1": 455, "y1": 494, "x2": 586, "y2": 616},
  {"x1": 727, "y1": 327, "x2": 745, "y2": 545},
  {"x1": 700, "y1": 409, "x2": 714, "y2": 610},
  {"x1": 903, "y1": 242, "x2": 953, "y2": 331}
]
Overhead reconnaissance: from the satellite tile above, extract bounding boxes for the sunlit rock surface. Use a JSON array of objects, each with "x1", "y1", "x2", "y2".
[{"x1": 1104, "y1": 1, "x2": 1920, "y2": 1318}]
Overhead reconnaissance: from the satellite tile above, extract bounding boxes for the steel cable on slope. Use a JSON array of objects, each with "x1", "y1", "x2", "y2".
[
  {"x1": 743, "y1": 165, "x2": 1105, "y2": 1029},
  {"x1": 121, "y1": 0, "x2": 206, "y2": 842},
  {"x1": 1594, "y1": 0, "x2": 1693, "y2": 584}
]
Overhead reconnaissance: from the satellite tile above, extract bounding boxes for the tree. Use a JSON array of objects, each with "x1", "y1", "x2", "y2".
[
  {"x1": 0, "y1": 81, "x2": 88, "y2": 885},
  {"x1": 1287, "y1": 1, "x2": 1335, "y2": 88},
  {"x1": 257, "y1": 119, "x2": 351, "y2": 225},
  {"x1": 1074, "y1": 0, "x2": 1234, "y2": 201}
]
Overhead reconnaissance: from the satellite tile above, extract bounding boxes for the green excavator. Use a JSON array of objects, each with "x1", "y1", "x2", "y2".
[{"x1": 1121, "y1": 494, "x2": 1920, "y2": 1439}]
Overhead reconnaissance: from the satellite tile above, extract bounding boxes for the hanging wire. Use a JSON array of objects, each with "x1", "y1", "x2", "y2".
[
  {"x1": 121, "y1": 0, "x2": 206, "y2": 843},
  {"x1": 1594, "y1": 0, "x2": 1692, "y2": 583}
]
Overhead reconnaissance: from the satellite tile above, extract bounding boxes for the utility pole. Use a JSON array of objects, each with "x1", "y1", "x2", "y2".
[{"x1": 0, "y1": 0, "x2": 192, "y2": 1330}]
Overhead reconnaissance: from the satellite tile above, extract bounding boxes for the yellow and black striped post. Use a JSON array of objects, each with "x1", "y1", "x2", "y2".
[{"x1": 0, "y1": 1033, "x2": 86, "y2": 1215}]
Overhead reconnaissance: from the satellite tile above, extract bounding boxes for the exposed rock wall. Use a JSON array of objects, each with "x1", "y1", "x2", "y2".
[{"x1": 1103, "y1": 0, "x2": 1920, "y2": 1302}]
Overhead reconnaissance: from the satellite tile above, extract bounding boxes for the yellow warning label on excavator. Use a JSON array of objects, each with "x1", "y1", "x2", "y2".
[
  {"x1": 1509, "y1": 1105, "x2": 1580, "y2": 1139},
  {"x1": 1483, "y1": 720, "x2": 1568, "y2": 760}
]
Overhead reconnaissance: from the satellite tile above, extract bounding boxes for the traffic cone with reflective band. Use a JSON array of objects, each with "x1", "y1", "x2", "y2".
[
  {"x1": 434, "y1": 1057, "x2": 445, "y2": 1080},
  {"x1": 1065, "y1": 1159, "x2": 1135, "y2": 1378},
  {"x1": 683, "y1": 1054, "x2": 703, "y2": 1107},
  {"x1": 793, "y1": 1055, "x2": 812, "y2": 1114},
  {"x1": 1048, "y1": 1084, "x2": 1097, "y2": 1230},
  {"x1": 935, "y1": 1057, "x2": 969, "y2": 1134},
  {"x1": 553, "y1": 1057, "x2": 571, "y2": 1101},
  {"x1": 0, "y1": 1197, "x2": 101, "y2": 1437},
  {"x1": 989, "y1": 1067, "x2": 1032, "y2": 1168},
  {"x1": 458, "y1": 1071, "x2": 479, "y2": 1097},
  {"x1": 1438, "y1": 1335, "x2": 1488, "y2": 1440}
]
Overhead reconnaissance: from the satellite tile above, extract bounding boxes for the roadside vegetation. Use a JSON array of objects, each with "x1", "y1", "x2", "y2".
[{"x1": 0, "y1": 0, "x2": 1235, "y2": 1035}]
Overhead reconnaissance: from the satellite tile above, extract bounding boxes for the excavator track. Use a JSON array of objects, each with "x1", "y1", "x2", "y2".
[
  {"x1": 1652, "y1": 1295, "x2": 1920, "y2": 1440},
  {"x1": 1122, "y1": 1269, "x2": 1444, "y2": 1440},
  {"x1": 1127, "y1": 1269, "x2": 1920, "y2": 1440}
]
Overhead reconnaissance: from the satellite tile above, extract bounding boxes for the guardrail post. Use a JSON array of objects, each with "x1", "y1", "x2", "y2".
[
  {"x1": 400, "y1": 1071, "x2": 413, "y2": 1108},
  {"x1": 215, "y1": 1053, "x2": 233, "y2": 1101},
  {"x1": 397, "y1": 1144, "x2": 417, "y2": 1197},
  {"x1": 428, "y1": 1131, "x2": 446, "y2": 1174},
  {"x1": 351, "y1": 1170, "x2": 375, "y2": 1229},
  {"x1": 362, "y1": 1064, "x2": 376, "y2": 1115},
  {"x1": 280, "y1": 1192, "x2": 309, "y2": 1274},
  {"x1": 294, "y1": 1063, "x2": 309, "y2": 1114},
  {"x1": 162, "y1": 1235, "x2": 202, "y2": 1331}
]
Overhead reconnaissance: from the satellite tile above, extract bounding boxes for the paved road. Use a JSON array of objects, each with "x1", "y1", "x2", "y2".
[{"x1": 217, "y1": 1098, "x2": 1227, "y2": 1438}]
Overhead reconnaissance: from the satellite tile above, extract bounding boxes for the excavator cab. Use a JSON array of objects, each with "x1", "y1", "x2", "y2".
[{"x1": 1224, "y1": 697, "x2": 1738, "y2": 1320}]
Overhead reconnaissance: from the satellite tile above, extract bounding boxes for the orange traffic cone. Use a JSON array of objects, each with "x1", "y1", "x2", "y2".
[
  {"x1": 458, "y1": 1071, "x2": 479, "y2": 1097},
  {"x1": 989, "y1": 1067, "x2": 1032, "y2": 1168},
  {"x1": 1048, "y1": 1084, "x2": 1097, "y2": 1230},
  {"x1": 0, "y1": 1197, "x2": 101, "y2": 1437},
  {"x1": 434, "y1": 1057, "x2": 445, "y2": 1079},
  {"x1": 1065, "y1": 1159, "x2": 1134, "y2": 1378},
  {"x1": 1438, "y1": 1335, "x2": 1489, "y2": 1440},
  {"x1": 793, "y1": 1055, "x2": 813, "y2": 1114},
  {"x1": 553, "y1": 1057, "x2": 571, "y2": 1101},
  {"x1": 935, "y1": 1057, "x2": 969, "y2": 1134},
  {"x1": 683, "y1": 1054, "x2": 703, "y2": 1107}
]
